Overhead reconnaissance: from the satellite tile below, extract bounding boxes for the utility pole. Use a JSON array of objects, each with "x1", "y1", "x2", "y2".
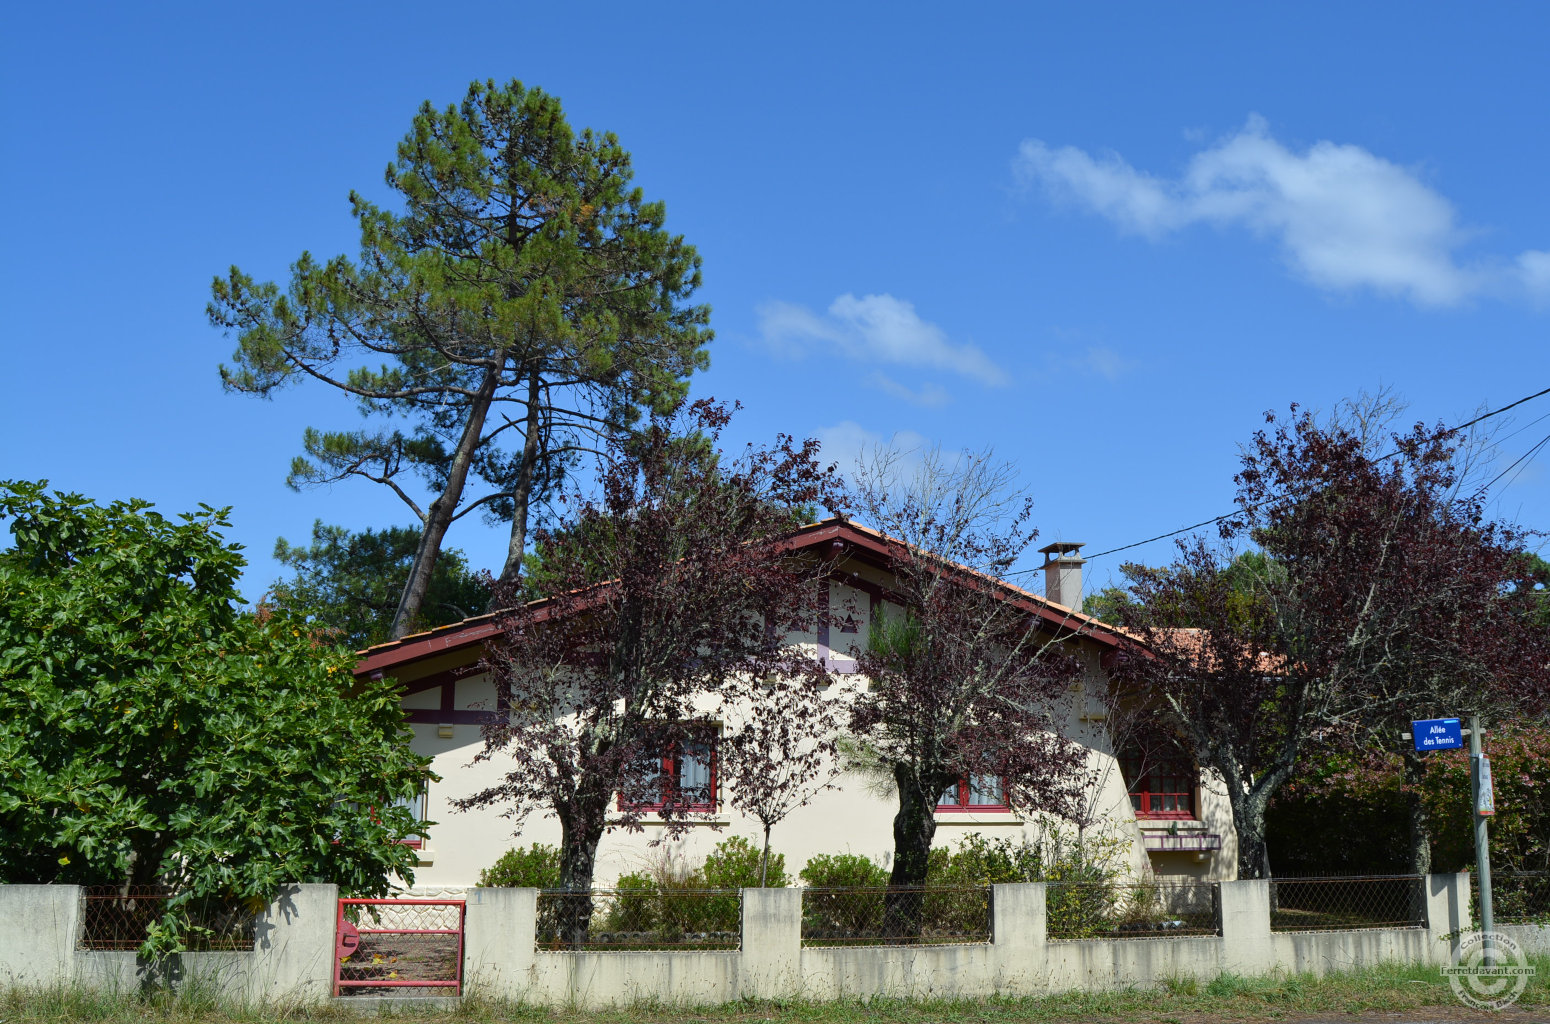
[{"x1": 1469, "y1": 715, "x2": 1495, "y2": 965}]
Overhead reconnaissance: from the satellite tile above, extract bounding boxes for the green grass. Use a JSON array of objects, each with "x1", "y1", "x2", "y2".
[{"x1": 4, "y1": 956, "x2": 1546, "y2": 1023}]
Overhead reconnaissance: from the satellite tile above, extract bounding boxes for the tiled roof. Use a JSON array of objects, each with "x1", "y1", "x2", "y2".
[{"x1": 353, "y1": 516, "x2": 1132, "y2": 677}]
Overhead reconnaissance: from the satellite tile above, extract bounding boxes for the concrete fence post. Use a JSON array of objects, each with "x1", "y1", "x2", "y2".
[
  {"x1": 247, "y1": 883, "x2": 337, "y2": 1004},
  {"x1": 0, "y1": 884, "x2": 80, "y2": 989},
  {"x1": 739, "y1": 887, "x2": 802, "y2": 1000},
  {"x1": 991, "y1": 882, "x2": 1046, "y2": 993},
  {"x1": 1424, "y1": 872, "x2": 1469, "y2": 964},
  {"x1": 463, "y1": 887, "x2": 537, "y2": 1000},
  {"x1": 1218, "y1": 879, "x2": 1272, "y2": 975}
]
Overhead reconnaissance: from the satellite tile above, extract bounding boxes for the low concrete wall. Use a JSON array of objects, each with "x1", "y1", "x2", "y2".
[
  {"x1": 0, "y1": 885, "x2": 81, "y2": 988},
  {"x1": 1500, "y1": 923, "x2": 1550, "y2": 956},
  {"x1": 0, "y1": 883, "x2": 337, "y2": 1003},
  {"x1": 0, "y1": 874, "x2": 1485, "y2": 1007},
  {"x1": 463, "y1": 874, "x2": 1470, "y2": 1007}
]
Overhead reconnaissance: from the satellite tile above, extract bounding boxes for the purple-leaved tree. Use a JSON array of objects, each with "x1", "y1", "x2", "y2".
[
  {"x1": 717, "y1": 675, "x2": 843, "y2": 887},
  {"x1": 455, "y1": 400, "x2": 844, "y2": 942},
  {"x1": 845, "y1": 445, "x2": 1092, "y2": 937},
  {"x1": 1113, "y1": 406, "x2": 1550, "y2": 879}
]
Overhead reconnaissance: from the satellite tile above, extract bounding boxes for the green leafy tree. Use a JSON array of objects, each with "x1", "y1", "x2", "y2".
[
  {"x1": 1269, "y1": 719, "x2": 1550, "y2": 879},
  {"x1": 0, "y1": 482, "x2": 430, "y2": 956},
  {"x1": 210, "y1": 79, "x2": 712, "y2": 638},
  {"x1": 1520, "y1": 552, "x2": 1550, "y2": 630},
  {"x1": 269, "y1": 521, "x2": 489, "y2": 648},
  {"x1": 1082, "y1": 586, "x2": 1137, "y2": 625},
  {"x1": 1085, "y1": 552, "x2": 1273, "y2": 626}
]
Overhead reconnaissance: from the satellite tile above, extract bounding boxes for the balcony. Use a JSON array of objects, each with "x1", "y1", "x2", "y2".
[{"x1": 1142, "y1": 831, "x2": 1222, "y2": 853}]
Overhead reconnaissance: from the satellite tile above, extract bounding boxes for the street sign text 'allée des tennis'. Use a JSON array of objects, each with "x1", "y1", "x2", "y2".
[{"x1": 1412, "y1": 717, "x2": 1464, "y2": 751}]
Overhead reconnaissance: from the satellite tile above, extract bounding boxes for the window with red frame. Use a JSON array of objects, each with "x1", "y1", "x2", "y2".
[
  {"x1": 618, "y1": 733, "x2": 717, "y2": 813},
  {"x1": 391, "y1": 788, "x2": 429, "y2": 848},
  {"x1": 936, "y1": 774, "x2": 1009, "y2": 812},
  {"x1": 1119, "y1": 748, "x2": 1196, "y2": 819},
  {"x1": 340, "y1": 789, "x2": 427, "y2": 848}
]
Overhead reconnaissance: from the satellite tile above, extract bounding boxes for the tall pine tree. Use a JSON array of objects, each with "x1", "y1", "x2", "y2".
[{"x1": 211, "y1": 80, "x2": 711, "y2": 637}]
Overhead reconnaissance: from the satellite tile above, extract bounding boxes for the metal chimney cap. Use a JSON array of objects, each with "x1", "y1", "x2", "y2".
[{"x1": 1038, "y1": 541, "x2": 1086, "y2": 558}]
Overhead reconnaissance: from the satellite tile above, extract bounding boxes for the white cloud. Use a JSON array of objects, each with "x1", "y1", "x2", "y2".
[
  {"x1": 815, "y1": 421, "x2": 929, "y2": 479},
  {"x1": 866, "y1": 372, "x2": 952, "y2": 408},
  {"x1": 1519, "y1": 251, "x2": 1550, "y2": 302},
  {"x1": 758, "y1": 293, "x2": 1006, "y2": 386},
  {"x1": 1073, "y1": 346, "x2": 1132, "y2": 381},
  {"x1": 1015, "y1": 115, "x2": 1550, "y2": 308}
]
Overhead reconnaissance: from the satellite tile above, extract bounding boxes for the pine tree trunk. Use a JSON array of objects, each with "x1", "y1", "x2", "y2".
[
  {"x1": 495, "y1": 371, "x2": 544, "y2": 599},
  {"x1": 884, "y1": 768, "x2": 939, "y2": 940},
  {"x1": 390, "y1": 365, "x2": 501, "y2": 639}
]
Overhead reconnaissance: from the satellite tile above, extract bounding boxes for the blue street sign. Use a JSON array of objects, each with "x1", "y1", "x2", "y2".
[{"x1": 1413, "y1": 717, "x2": 1463, "y2": 751}]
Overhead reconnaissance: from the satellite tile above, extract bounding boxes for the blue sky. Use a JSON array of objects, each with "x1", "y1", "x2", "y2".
[{"x1": 3, "y1": 4, "x2": 1548, "y2": 602}]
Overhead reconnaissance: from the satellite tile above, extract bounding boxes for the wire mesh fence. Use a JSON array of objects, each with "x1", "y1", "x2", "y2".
[
  {"x1": 1045, "y1": 881, "x2": 1220, "y2": 941},
  {"x1": 78, "y1": 886, "x2": 257, "y2": 951},
  {"x1": 1268, "y1": 875, "x2": 1426, "y2": 932},
  {"x1": 1474, "y1": 871, "x2": 1550, "y2": 925},
  {"x1": 801, "y1": 886, "x2": 991, "y2": 946},
  {"x1": 336, "y1": 898, "x2": 464, "y2": 996},
  {"x1": 535, "y1": 889, "x2": 742, "y2": 950}
]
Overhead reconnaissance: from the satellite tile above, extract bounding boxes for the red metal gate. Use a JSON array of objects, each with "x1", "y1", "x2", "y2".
[{"x1": 334, "y1": 898, "x2": 465, "y2": 997}]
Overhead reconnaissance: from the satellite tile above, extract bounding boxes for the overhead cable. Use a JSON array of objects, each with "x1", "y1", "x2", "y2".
[{"x1": 1012, "y1": 382, "x2": 1550, "y2": 571}]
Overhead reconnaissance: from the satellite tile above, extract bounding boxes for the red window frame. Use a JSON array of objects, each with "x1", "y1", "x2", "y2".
[
  {"x1": 936, "y1": 774, "x2": 1010, "y2": 812},
  {"x1": 1119, "y1": 750, "x2": 1197, "y2": 820},
  {"x1": 339, "y1": 787, "x2": 428, "y2": 848},
  {"x1": 617, "y1": 734, "x2": 718, "y2": 813},
  {"x1": 390, "y1": 788, "x2": 429, "y2": 848}
]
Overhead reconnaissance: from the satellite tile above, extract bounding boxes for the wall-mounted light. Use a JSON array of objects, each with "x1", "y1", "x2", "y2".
[{"x1": 437, "y1": 724, "x2": 454, "y2": 739}]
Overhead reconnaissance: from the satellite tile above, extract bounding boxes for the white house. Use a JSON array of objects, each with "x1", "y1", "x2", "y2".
[{"x1": 353, "y1": 518, "x2": 1239, "y2": 890}]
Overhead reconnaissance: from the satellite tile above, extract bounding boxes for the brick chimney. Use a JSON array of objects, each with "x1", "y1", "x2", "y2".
[{"x1": 1038, "y1": 541, "x2": 1086, "y2": 609}]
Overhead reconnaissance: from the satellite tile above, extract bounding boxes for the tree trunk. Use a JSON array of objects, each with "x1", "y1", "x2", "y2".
[
  {"x1": 390, "y1": 366, "x2": 501, "y2": 639},
  {"x1": 1401, "y1": 748, "x2": 1433, "y2": 875},
  {"x1": 760, "y1": 822, "x2": 773, "y2": 888},
  {"x1": 495, "y1": 371, "x2": 544, "y2": 599},
  {"x1": 555, "y1": 812, "x2": 606, "y2": 950},
  {"x1": 883, "y1": 767, "x2": 939, "y2": 940},
  {"x1": 1231, "y1": 787, "x2": 1273, "y2": 881}
]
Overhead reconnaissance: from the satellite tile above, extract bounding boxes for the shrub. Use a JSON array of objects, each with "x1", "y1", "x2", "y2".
[
  {"x1": 918, "y1": 835, "x2": 1037, "y2": 936},
  {"x1": 1037, "y1": 826, "x2": 1133, "y2": 938},
  {"x1": 698, "y1": 835, "x2": 784, "y2": 932},
  {"x1": 931, "y1": 832, "x2": 1043, "y2": 884},
  {"x1": 799, "y1": 852, "x2": 890, "y2": 888},
  {"x1": 478, "y1": 843, "x2": 562, "y2": 889},
  {"x1": 703, "y1": 835, "x2": 788, "y2": 889},
  {"x1": 603, "y1": 870, "x2": 666, "y2": 933},
  {"x1": 799, "y1": 853, "x2": 889, "y2": 937},
  {"x1": 600, "y1": 849, "x2": 748, "y2": 938},
  {"x1": 795, "y1": 830, "x2": 1136, "y2": 940}
]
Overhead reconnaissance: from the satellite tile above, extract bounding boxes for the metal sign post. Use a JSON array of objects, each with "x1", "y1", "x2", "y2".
[
  {"x1": 1469, "y1": 715, "x2": 1495, "y2": 966},
  {"x1": 1409, "y1": 714, "x2": 1496, "y2": 967}
]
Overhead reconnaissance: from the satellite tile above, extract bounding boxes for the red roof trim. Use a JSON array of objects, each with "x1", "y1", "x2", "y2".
[{"x1": 352, "y1": 517, "x2": 1131, "y2": 678}]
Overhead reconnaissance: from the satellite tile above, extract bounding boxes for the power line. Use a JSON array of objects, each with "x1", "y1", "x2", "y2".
[
  {"x1": 1481, "y1": 430, "x2": 1550, "y2": 495},
  {"x1": 1013, "y1": 383, "x2": 1550, "y2": 573},
  {"x1": 1447, "y1": 385, "x2": 1550, "y2": 436}
]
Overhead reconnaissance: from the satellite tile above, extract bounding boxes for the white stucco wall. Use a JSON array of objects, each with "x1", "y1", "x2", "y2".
[{"x1": 394, "y1": 571, "x2": 1240, "y2": 891}]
